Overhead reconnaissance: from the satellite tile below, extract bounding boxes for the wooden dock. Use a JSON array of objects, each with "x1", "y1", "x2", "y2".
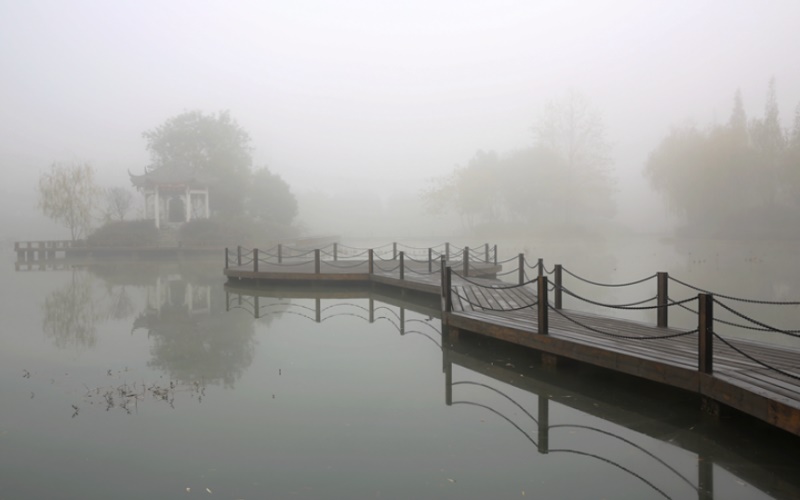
[{"x1": 223, "y1": 242, "x2": 800, "y2": 437}]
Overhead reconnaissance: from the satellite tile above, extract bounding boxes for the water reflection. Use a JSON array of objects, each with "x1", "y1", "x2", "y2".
[
  {"x1": 41, "y1": 269, "x2": 101, "y2": 349},
  {"x1": 227, "y1": 283, "x2": 800, "y2": 499},
  {"x1": 131, "y1": 274, "x2": 258, "y2": 387}
]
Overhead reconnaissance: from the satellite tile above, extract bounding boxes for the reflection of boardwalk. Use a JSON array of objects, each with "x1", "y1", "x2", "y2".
[{"x1": 224, "y1": 243, "x2": 800, "y2": 437}]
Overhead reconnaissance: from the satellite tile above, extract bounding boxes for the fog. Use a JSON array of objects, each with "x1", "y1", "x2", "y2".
[{"x1": 2, "y1": 0, "x2": 799, "y2": 240}]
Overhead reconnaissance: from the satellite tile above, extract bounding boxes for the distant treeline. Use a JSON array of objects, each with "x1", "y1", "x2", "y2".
[{"x1": 646, "y1": 79, "x2": 800, "y2": 239}]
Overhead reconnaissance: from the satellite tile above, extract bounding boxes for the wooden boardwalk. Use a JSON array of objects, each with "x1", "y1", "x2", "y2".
[{"x1": 223, "y1": 244, "x2": 800, "y2": 437}]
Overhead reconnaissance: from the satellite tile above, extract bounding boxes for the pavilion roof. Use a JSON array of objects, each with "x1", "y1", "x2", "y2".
[{"x1": 129, "y1": 166, "x2": 216, "y2": 188}]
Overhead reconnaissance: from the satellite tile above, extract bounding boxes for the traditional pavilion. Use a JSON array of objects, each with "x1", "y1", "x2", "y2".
[{"x1": 129, "y1": 167, "x2": 214, "y2": 229}]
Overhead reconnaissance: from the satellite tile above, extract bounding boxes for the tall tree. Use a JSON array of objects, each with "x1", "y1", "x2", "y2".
[
  {"x1": 142, "y1": 110, "x2": 253, "y2": 216},
  {"x1": 534, "y1": 90, "x2": 615, "y2": 223},
  {"x1": 749, "y1": 78, "x2": 786, "y2": 207},
  {"x1": 37, "y1": 161, "x2": 100, "y2": 240},
  {"x1": 245, "y1": 167, "x2": 298, "y2": 227}
]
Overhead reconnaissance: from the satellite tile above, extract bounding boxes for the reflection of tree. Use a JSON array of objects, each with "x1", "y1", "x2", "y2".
[
  {"x1": 41, "y1": 270, "x2": 99, "y2": 349},
  {"x1": 135, "y1": 284, "x2": 257, "y2": 388}
]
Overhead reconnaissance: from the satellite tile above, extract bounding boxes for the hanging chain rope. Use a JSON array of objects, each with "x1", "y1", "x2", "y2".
[
  {"x1": 712, "y1": 332, "x2": 800, "y2": 381},
  {"x1": 668, "y1": 276, "x2": 800, "y2": 305},
  {"x1": 562, "y1": 267, "x2": 657, "y2": 288},
  {"x1": 713, "y1": 299, "x2": 800, "y2": 338},
  {"x1": 548, "y1": 303, "x2": 699, "y2": 340},
  {"x1": 451, "y1": 269, "x2": 538, "y2": 289},
  {"x1": 559, "y1": 286, "x2": 686, "y2": 310},
  {"x1": 452, "y1": 288, "x2": 537, "y2": 312}
]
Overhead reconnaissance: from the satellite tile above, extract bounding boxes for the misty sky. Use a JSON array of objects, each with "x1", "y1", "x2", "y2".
[{"x1": 2, "y1": 0, "x2": 799, "y2": 238}]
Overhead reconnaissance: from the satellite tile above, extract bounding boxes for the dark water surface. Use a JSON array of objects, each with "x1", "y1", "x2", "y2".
[{"x1": 2, "y1": 246, "x2": 800, "y2": 499}]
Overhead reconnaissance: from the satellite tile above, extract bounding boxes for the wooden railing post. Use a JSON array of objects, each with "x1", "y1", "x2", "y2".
[
  {"x1": 440, "y1": 256, "x2": 447, "y2": 298},
  {"x1": 538, "y1": 258, "x2": 544, "y2": 279},
  {"x1": 445, "y1": 266, "x2": 453, "y2": 313},
  {"x1": 698, "y1": 293, "x2": 714, "y2": 374},
  {"x1": 484, "y1": 243, "x2": 489, "y2": 263},
  {"x1": 237, "y1": 245, "x2": 242, "y2": 266},
  {"x1": 518, "y1": 253, "x2": 525, "y2": 285},
  {"x1": 463, "y1": 246, "x2": 470, "y2": 277},
  {"x1": 278, "y1": 244, "x2": 283, "y2": 264},
  {"x1": 554, "y1": 265, "x2": 562, "y2": 309},
  {"x1": 253, "y1": 248, "x2": 259, "y2": 272},
  {"x1": 333, "y1": 242, "x2": 338, "y2": 261},
  {"x1": 538, "y1": 276, "x2": 549, "y2": 335},
  {"x1": 428, "y1": 248, "x2": 433, "y2": 273},
  {"x1": 225, "y1": 247, "x2": 229, "y2": 269},
  {"x1": 493, "y1": 244, "x2": 497, "y2": 266},
  {"x1": 657, "y1": 272, "x2": 668, "y2": 328},
  {"x1": 393, "y1": 242, "x2": 398, "y2": 260},
  {"x1": 445, "y1": 242, "x2": 450, "y2": 262},
  {"x1": 314, "y1": 249, "x2": 321, "y2": 274},
  {"x1": 369, "y1": 249, "x2": 374, "y2": 274},
  {"x1": 399, "y1": 251, "x2": 405, "y2": 280}
]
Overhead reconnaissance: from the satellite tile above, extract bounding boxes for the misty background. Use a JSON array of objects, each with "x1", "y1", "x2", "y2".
[{"x1": 2, "y1": 0, "x2": 799, "y2": 240}]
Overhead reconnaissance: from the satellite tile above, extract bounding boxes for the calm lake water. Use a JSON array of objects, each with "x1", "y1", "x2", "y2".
[{"x1": 3, "y1": 237, "x2": 800, "y2": 499}]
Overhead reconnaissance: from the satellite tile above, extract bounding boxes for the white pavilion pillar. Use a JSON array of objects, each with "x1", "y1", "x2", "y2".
[{"x1": 154, "y1": 185, "x2": 160, "y2": 229}]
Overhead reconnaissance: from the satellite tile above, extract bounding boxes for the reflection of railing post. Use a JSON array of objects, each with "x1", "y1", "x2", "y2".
[
  {"x1": 699, "y1": 451, "x2": 714, "y2": 500},
  {"x1": 444, "y1": 347, "x2": 452, "y2": 406},
  {"x1": 538, "y1": 276, "x2": 549, "y2": 335},
  {"x1": 253, "y1": 248, "x2": 259, "y2": 272},
  {"x1": 369, "y1": 249, "x2": 374, "y2": 274},
  {"x1": 333, "y1": 242, "x2": 338, "y2": 261},
  {"x1": 393, "y1": 242, "x2": 397, "y2": 260},
  {"x1": 225, "y1": 291, "x2": 230, "y2": 311},
  {"x1": 699, "y1": 293, "x2": 714, "y2": 374},
  {"x1": 518, "y1": 253, "x2": 524, "y2": 285},
  {"x1": 225, "y1": 247, "x2": 229, "y2": 269},
  {"x1": 400, "y1": 307, "x2": 405, "y2": 335},
  {"x1": 538, "y1": 395, "x2": 549, "y2": 454},
  {"x1": 314, "y1": 249, "x2": 321, "y2": 274},
  {"x1": 399, "y1": 251, "x2": 405, "y2": 280},
  {"x1": 315, "y1": 298, "x2": 321, "y2": 322},
  {"x1": 538, "y1": 258, "x2": 543, "y2": 279},
  {"x1": 278, "y1": 244, "x2": 283, "y2": 264},
  {"x1": 254, "y1": 296, "x2": 260, "y2": 319},
  {"x1": 554, "y1": 265, "x2": 562, "y2": 309},
  {"x1": 657, "y1": 272, "x2": 668, "y2": 328},
  {"x1": 237, "y1": 245, "x2": 242, "y2": 266},
  {"x1": 369, "y1": 298, "x2": 374, "y2": 323},
  {"x1": 463, "y1": 246, "x2": 469, "y2": 277}
]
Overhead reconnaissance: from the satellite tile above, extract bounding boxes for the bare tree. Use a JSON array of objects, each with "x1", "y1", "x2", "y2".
[
  {"x1": 37, "y1": 161, "x2": 101, "y2": 240},
  {"x1": 104, "y1": 187, "x2": 134, "y2": 221}
]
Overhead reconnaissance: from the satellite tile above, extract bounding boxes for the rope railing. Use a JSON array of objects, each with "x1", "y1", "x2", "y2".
[
  {"x1": 713, "y1": 299, "x2": 800, "y2": 338},
  {"x1": 669, "y1": 297, "x2": 800, "y2": 333},
  {"x1": 668, "y1": 275, "x2": 800, "y2": 305},
  {"x1": 561, "y1": 267, "x2": 658, "y2": 288},
  {"x1": 558, "y1": 286, "x2": 685, "y2": 311},
  {"x1": 547, "y1": 302, "x2": 699, "y2": 341},
  {"x1": 320, "y1": 260, "x2": 369, "y2": 270},
  {"x1": 372, "y1": 261, "x2": 401, "y2": 273},
  {"x1": 712, "y1": 332, "x2": 800, "y2": 381},
  {"x1": 451, "y1": 269, "x2": 537, "y2": 289},
  {"x1": 452, "y1": 288, "x2": 538, "y2": 312}
]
